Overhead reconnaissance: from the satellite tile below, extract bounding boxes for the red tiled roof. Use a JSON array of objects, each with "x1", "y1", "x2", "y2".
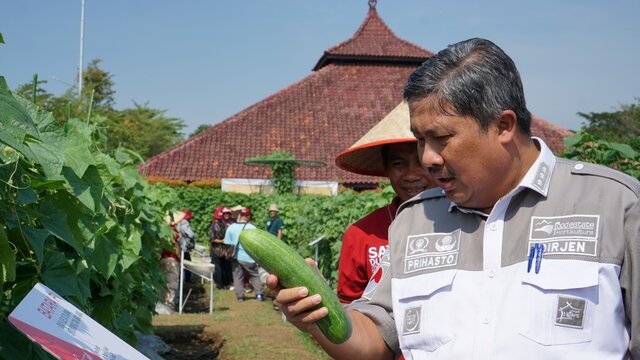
[
  {"x1": 312, "y1": 6, "x2": 433, "y2": 71},
  {"x1": 141, "y1": 5, "x2": 572, "y2": 185},
  {"x1": 140, "y1": 63, "x2": 421, "y2": 183},
  {"x1": 531, "y1": 115, "x2": 574, "y2": 153}
]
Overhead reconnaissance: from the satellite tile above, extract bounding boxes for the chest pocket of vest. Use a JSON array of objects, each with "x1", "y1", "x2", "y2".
[
  {"x1": 519, "y1": 260, "x2": 598, "y2": 346},
  {"x1": 392, "y1": 270, "x2": 456, "y2": 355}
]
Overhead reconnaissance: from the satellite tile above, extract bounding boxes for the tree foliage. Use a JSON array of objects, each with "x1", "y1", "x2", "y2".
[
  {"x1": 13, "y1": 59, "x2": 186, "y2": 159},
  {"x1": 578, "y1": 98, "x2": 640, "y2": 151},
  {"x1": 190, "y1": 124, "x2": 211, "y2": 137},
  {"x1": 562, "y1": 127, "x2": 639, "y2": 179},
  {"x1": 104, "y1": 102, "x2": 185, "y2": 158}
]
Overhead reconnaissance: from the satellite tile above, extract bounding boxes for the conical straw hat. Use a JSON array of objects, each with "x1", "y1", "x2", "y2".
[
  {"x1": 335, "y1": 101, "x2": 416, "y2": 177},
  {"x1": 172, "y1": 211, "x2": 186, "y2": 224}
]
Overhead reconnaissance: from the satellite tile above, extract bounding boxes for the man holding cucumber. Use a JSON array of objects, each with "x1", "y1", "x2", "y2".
[
  {"x1": 268, "y1": 38, "x2": 640, "y2": 359},
  {"x1": 334, "y1": 101, "x2": 436, "y2": 305}
]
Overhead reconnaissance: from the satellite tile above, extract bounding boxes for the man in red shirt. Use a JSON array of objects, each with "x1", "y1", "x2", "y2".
[{"x1": 335, "y1": 102, "x2": 436, "y2": 304}]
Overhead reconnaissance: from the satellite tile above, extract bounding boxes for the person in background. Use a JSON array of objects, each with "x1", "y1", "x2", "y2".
[
  {"x1": 268, "y1": 38, "x2": 640, "y2": 359},
  {"x1": 209, "y1": 206, "x2": 233, "y2": 289},
  {"x1": 175, "y1": 209, "x2": 195, "y2": 283},
  {"x1": 224, "y1": 208, "x2": 265, "y2": 302},
  {"x1": 160, "y1": 213, "x2": 181, "y2": 310},
  {"x1": 230, "y1": 205, "x2": 245, "y2": 222},
  {"x1": 266, "y1": 203, "x2": 283, "y2": 240},
  {"x1": 334, "y1": 101, "x2": 436, "y2": 304}
]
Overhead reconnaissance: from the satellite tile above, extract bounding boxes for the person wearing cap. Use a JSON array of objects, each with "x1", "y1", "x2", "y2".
[
  {"x1": 334, "y1": 101, "x2": 436, "y2": 305},
  {"x1": 230, "y1": 205, "x2": 245, "y2": 223},
  {"x1": 266, "y1": 203, "x2": 284, "y2": 240},
  {"x1": 268, "y1": 38, "x2": 640, "y2": 359},
  {"x1": 209, "y1": 206, "x2": 234, "y2": 289},
  {"x1": 223, "y1": 207, "x2": 265, "y2": 302}
]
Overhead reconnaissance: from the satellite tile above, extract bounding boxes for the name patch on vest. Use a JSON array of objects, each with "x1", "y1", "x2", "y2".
[
  {"x1": 529, "y1": 215, "x2": 599, "y2": 256},
  {"x1": 404, "y1": 230, "x2": 460, "y2": 274}
]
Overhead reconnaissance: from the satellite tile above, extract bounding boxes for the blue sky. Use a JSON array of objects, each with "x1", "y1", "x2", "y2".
[{"x1": 2, "y1": 1, "x2": 639, "y2": 136}]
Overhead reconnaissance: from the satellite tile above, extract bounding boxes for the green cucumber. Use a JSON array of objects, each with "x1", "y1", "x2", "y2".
[{"x1": 239, "y1": 228, "x2": 352, "y2": 344}]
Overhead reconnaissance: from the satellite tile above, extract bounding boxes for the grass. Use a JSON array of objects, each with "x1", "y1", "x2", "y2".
[{"x1": 153, "y1": 281, "x2": 332, "y2": 360}]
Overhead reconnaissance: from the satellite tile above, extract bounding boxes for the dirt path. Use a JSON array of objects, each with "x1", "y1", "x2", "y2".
[{"x1": 153, "y1": 282, "x2": 332, "y2": 360}]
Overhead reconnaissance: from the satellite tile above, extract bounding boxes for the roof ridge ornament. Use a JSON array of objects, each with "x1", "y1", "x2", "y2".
[{"x1": 368, "y1": 0, "x2": 377, "y2": 9}]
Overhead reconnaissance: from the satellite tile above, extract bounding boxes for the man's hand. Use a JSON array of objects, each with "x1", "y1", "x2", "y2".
[{"x1": 266, "y1": 258, "x2": 328, "y2": 334}]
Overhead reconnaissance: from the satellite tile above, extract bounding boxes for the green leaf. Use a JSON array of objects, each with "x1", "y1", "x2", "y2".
[
  {"x1": 121, "y1": 165, "x2": 141, "y2": 190},
  {"x1": 13, "y1": 95, "x2": 66, "y2": 178},
  {"x1": 39, "y1": 198, "x2": 81, "y2": 252},
  {"x1": 40, "y1": 252, "x2": 79, "y2": 297},
  {"x1": 17, "y1": 185, "x2": 37, "y2": 205},
  {"x1": 63, "y1": 165, "x2": 103, "y2": 212},
  {"x1": 22, "y1": 227, "x2": 50, "y2": 265},
  {"x1": 608, "y1": 142, "x2": 638, "y2": 158},
  {"x1": 121, "y1": 231, "x2": 142, "y2": 271},
  {"x1": 64, "y1": 119, "x2": 95, "y2": 178},
  {"x1": 0, "y1": 78, "x2": 37, "y2": 156},
  {"x1": 0, "y1": 227, "x2": 16, "y2": 298},
  {"x1": 563, "y1": 132, "x2": 584, "y2": 148},
  {"x1": 93, "y1": 234, "x2": 119, "y2": 279}
]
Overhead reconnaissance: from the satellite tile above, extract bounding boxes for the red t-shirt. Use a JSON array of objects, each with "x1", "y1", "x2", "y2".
[{"x1": 337, "y1": 197, "x2": 400, "y2": 304}]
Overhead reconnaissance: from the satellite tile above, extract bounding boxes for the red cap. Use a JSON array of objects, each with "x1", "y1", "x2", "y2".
[
  {"x1": 240, "y1": 208, "x2": 252, "y2": 217},
  {"x1": 183, "y1": 209, "x2": 193, "y2": 220},
  {"x1": 213, "y1": 206, "x2": 224, "y2": 220}
]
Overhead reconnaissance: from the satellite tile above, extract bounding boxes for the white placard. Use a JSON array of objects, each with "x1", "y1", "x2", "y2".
[{"x1": 8, "y1": 283, "x2": 148, "y2": 360}]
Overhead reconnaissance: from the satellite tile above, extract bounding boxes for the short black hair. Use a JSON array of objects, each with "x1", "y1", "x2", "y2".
[{"x1": 404, "y1": 38, "x2": 532, "y2": 135}]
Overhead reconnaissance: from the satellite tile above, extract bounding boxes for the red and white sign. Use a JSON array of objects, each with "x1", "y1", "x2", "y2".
[{"x1": 8, "y1": 283, "x2": 148, "y2": 360}]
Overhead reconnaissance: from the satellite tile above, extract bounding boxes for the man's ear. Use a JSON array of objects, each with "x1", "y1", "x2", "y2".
[{"x1": 496, "y1": 110, "x2": 517, "y2": 144}]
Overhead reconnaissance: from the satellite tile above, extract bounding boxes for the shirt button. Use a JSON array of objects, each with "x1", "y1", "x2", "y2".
[
  {"x1": 574, "y1": 163, "x2": 584, "y2": 170},
  {"x1": 488, "y1": 270, "x2": 495, "y2": 278},
  {"x1": 489, "y1": 223, "x2": 497, "y2": 231},
  {"x1": 483, "y1": 318, "x2": 490, "y2": 325}
]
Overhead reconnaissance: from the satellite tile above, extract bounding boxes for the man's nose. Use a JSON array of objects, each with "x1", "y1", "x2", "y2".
[{"x1": 420, "y1": 145, "x2": 443, "y2": 168}]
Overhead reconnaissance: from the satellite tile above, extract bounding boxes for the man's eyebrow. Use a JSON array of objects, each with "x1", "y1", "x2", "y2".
[{"x1": 411, "y1": 125, "x2": 437, "y2": 136}]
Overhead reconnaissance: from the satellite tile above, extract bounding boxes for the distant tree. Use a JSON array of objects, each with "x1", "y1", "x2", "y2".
[
  {"x1": 578, "y1": 98, "x2": 640, "y2": 150},
  {"x1": 81, "y1": 59, "x2": 116, "y2": 110},
  {"x1": 190, "y1": 124, "x2": 211, "y2": 137},
  {"x1": 12, "y1": 59, "x2": 186, "y2": 158},
  {"x1": 14, "y1": 78, "x2": 79, "y2": 124},
  {"x1": 105, "y1": 102, "x2": 185, "y2": 159},
  {"x1": 13, "y1": 75, "x2": 53, "y2": 107}
]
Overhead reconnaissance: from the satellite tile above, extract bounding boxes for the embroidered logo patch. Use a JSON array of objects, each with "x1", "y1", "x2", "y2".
[
  {"x1": 531, "y1": 162, "x2": 551, "y2": 192},
  {"x1": 529, "y1": 215, "x2": 599, "y2": 256},
  {"x1": 404, "y1": 230, "x2": 460, "y2": 274},
  {"x1": 555, "y1": 296, "x2": 586, "y2": 328},
  {"x1": 403, "y1": 306, "x2": 421, "y2": 335}
]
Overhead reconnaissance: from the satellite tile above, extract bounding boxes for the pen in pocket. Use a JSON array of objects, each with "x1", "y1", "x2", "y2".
[
  {"x1": 534, "y1": 243, "x2": 544, "y2": 274},
  {"x1": 527, "y1": 243, "x2": 545, "y2": 274}
]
